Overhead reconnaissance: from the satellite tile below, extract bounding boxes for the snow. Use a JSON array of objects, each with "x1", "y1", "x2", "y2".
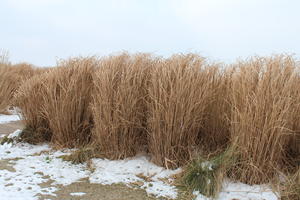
[
  {"x1": 70, "y1": 192, "x2": 86, "y2": 196},
  {"x1": 0, "y1": 131, "x2": 180, "y2": 199},
  {"x1": 0, "y1": 130, "x2": 280, "y2": 200},
  {"x1": 201, "y1": 161, "x2": 213, "y2": 171},
  {"x1": 0, "y1": 146, "x2": 88, "y2": 200},
  {"x1": 14, "y1": 151, "x2": 89, "y2": 186},
  {"x1": 7, "y1": 129, "x2": 22, "y2": 139},
  {"x1": 0, "y1": 114, "x2": 20, "y2": 124},
  {"x1": 194, "y1": 181, "x2": 279, "y2": 200},
  {"x1": 0, "y1": 142, "x2": 50, "y2": 160},
  {"x1": 90, "y1": 155, "x2": 181, "y2": 199}
]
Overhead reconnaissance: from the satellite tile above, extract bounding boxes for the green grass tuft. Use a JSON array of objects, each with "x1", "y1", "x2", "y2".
[
  {"x1": 0, "y1": 136, "x2": 14, "y2": 145},
  {"x1": 182, "y1": 147, "x2": 236, "y2": 198}
]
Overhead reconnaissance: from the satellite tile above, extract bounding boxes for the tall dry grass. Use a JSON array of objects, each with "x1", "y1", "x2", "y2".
[
  {"x1": 10, "y1": 53, "x2": 299, "y2": 188},
  {"x1": 228, "y1": 56, "x2": 300, "y2": 184},
  {"x1": 14, "y1": 72, "x2": 52, "y2": 143},
  {"x1": 287, "y1": 62, "x2": 300, "y2": 169},
  {"x1": 146, "y1": 54, "x2": 219, "y2": 168},
  {"x1": 0, "y1": 63, "x2": 38, "y2": 112},
  {"x1": 199, "y1": 67, "x2": 234, "y2": 154},
  {"x1": 0, "y1": 50, "x2": 10, "y2": 64},
  {"x1": 91, "y1": 54, "x2": 153, "y2": 159},
  {"x1": 41, "y1": 58, "x2": 97, "y2": 147},
  {"x1": 15, "y1": 58, "x2": 96, "y2": 146}
]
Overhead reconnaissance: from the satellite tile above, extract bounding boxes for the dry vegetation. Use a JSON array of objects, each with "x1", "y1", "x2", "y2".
[
  {"x1": 1, "y1": 53, "x2": 299, "y2": 199},
  {"x1": 15, "y1": 58, "x2": 96, "y2": 147},
  {"x1": 228, "y1": 56, "x2": 300, "y2": 184},
  {"x1": 92, "y1": 53, "x2": 152, "y2": 159},
  {"x1": 14, "y1": 72, "x2": 52, "y2": 143},
  {"x1": 281, "y1": 168, "x2": 300, "y2": 200},
  {"x1": 0, "y1": 63, "x2": 44, "y2": 113},
  {"x1": 146, "y1": 54, "x2": 220, "y2": 168},
  {"x1": 41, "y1": 58, "x2": 96, "y2": 148}
]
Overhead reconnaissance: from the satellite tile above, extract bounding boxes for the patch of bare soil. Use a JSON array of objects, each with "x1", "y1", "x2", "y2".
[
  {"x1": 0, "y1": 120, "x2": 24, "y2": 135},
  {"x1": 0, "y1": 159, "x2": 16, "y2": 172},
  {"x1": 38, "y1": 178, "x2": 158, "y2": 200}
]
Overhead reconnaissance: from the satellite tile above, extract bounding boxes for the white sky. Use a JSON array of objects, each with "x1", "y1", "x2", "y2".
[{"x1": 1, "y1": 0, "x2": 299, "y2": 66}]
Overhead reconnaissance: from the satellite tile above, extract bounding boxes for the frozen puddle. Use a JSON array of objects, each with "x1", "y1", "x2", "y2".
[
  {"x1": 0, "y1": 131, "x2": 279, "y2": 200},
  {"x1": 0, "y1": 114, "x2": 20, "y2": 124}
]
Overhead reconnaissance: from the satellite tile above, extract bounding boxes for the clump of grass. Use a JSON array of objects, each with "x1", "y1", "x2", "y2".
[
  {"x1": 18, "y1": 125, "x2": 51, "y2": 144},
  {"x1": 92, "y1": 53, "x2": 153, "y2": 159},
  {"x1": 60, "y1": 147, "x2": 97, "y2": 164},
  {"x1": 182, "y1": 147, "x2": 236, "y2": 197},
  {"x1": 15, "y1": 58, "x2": 96, "y2": 147},
  {"x1": 228, "y1": 55, "x2": 300, "y2": 184},
  {"x1": 14, "y1": 72, "x2": 52, "y2": 143},
  {"x1": 0, "y1": 63, "x2": 37, "y2": 112},
  {"x1": 41, "y1": 57, "x2": 97, "y2": 148},
  {"x1": 0, "y1": 136, "x2": 14, "y2": 145},
  {"x1": 147, "y1": 54, "x2": 219, "y2": 168}
]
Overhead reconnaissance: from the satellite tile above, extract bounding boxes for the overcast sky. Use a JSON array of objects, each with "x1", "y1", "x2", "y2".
[{"x1": 1, "y1": 0, "x2": 299, "y2": 66}]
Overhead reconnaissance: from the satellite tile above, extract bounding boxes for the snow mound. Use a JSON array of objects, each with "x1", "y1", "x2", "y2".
[{"x1": 0, "y1": 114, "x2": 20, "y2": 124}]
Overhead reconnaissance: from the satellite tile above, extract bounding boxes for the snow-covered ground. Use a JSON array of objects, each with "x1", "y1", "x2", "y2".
[
  {"x1": 0, "y1": 129, "x2": 279, "y2": 200},
  {"x1": 0, "y1": 114, "x2": 20, "y2": 124},
  {"x1": 0, "y1": 107, "x2": 21, "y2": 125},
  {"x1": 0, "y1": 130, "x2": 180, "y2": 200},
  {"x1": 194, "y1": 182, "x2": 278, "y2": 200}
]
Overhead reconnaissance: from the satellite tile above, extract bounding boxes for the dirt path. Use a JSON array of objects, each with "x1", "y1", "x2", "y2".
[
  {"x1": 0, "y1": 121, "x2": 166, "y2": 200},
  {"x1": 39, "y1": 179, "x2": 157, "y2": 200},
  {"x1": 0, "y1": 120, "x2": 24, "y2": 135}
]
